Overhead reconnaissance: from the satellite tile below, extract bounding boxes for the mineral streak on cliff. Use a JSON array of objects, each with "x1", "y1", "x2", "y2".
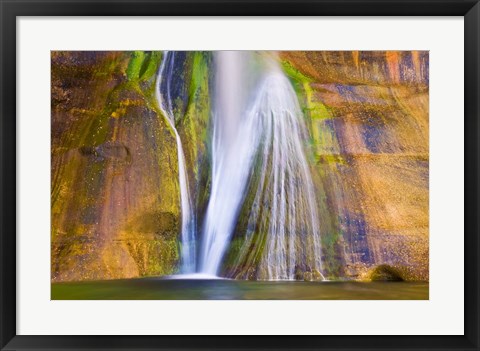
[
  {"x1": 51, "y1": 51, "x2": 428, "y2": 282},
  {"x1": 278, "y1": 51, "x2": 429, "y2": 280}
]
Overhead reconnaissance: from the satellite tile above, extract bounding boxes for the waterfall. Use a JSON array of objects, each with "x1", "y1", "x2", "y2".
[
  {"x1": 235, "y1": 68, "x2": 324, "y2": 280},
  {"x1": 156, "y1": 51, "x2": 196, "y2": 273},
  {"x1": 199, "y1": 52, "x2": 259, "y2": 274},
  {"x1": 200, "y1": 52, "x2": 324, "y2": 280}
]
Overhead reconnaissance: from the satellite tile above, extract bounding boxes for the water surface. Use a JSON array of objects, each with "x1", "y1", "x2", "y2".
[{"x1": 51, "y1": 278, "x2": 428, "y2": 300}]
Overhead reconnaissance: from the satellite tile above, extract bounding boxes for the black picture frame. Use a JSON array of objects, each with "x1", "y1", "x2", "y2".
[{"x1": 1, "y1": 0, "x2": 478, "y2": 350}]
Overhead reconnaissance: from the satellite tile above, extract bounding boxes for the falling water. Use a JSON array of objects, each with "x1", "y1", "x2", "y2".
[
  {"x1": 235, "y1": 66, "x2": 324, "y2": 280},
  {"x1": 200, "y1": 52, "x2": 324, "y2": 280},
  {"x1": 156, "y1": 51, "x2": 196, "y2": 273},
  {"x1": 199, "y1": 52, "x2": 258, "y2": 274}
]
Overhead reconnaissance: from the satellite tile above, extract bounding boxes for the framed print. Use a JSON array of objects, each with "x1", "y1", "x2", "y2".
[
  {"x1": 49, "y1": 49, "x2": 430, "y2": 301},
  {"x1": 1, "y1": 0, "x2": 479, "y2": 350}
]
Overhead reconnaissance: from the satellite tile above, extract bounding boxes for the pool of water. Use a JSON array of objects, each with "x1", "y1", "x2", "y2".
[{"x1": 51, "y1": 278, "x2": 428, "y2": 300}]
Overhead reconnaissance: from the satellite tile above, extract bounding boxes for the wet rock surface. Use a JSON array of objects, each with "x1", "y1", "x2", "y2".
[{"x1": 51, "y1": 51, "x2": 429, "y2": 282}]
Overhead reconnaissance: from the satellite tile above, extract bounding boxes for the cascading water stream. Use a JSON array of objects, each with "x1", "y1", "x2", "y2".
[
  {"x1": 199, "y1": 52, "x2": 258, "y2": 275},
  {"x1": 156, "y1": 51, "x2": 196, "y2": 273},
  {"x1": 200, "y1": 52, "x2": 325, "y2": 280},
  {"x1": 234, "y1": 69, "x2": 324, "y2": 280}
]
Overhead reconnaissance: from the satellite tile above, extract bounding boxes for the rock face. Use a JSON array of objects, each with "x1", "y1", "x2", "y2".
[
  {"x1": 51, "y1": 52, "x2": 182, "y2": 281},
  {"x1": 279, "y1": 51, "x2": 429, "y2": 281},
  {"x1": 51, "y1": 51, "x2": 428, "y2": 282}
]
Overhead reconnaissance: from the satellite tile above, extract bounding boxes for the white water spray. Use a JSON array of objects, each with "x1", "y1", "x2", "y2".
[
  {"x1": 237, "y1": 69, "x2": 324, "y2": 280},
  {"x1": 200, "y1": 52, "x2": 324, "y2": 279},
  {"x1": 156, "y1": 51, "x2": 196, "y2": 273}
]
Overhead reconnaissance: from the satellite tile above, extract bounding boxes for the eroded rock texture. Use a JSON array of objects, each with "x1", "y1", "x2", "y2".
[
  {"x1": 51, "y1": 51, "x2": 428, "y2": 282},
  {"x1": 51, "y1": 52, "x2": 182, "y2": 281},
  {"x1": 280, "y1": 51, "x2": 429, "y2": 280}
]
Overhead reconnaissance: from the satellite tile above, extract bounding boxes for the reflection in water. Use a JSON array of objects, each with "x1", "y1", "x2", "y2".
[{"x1": 52, "y1": 279, "x2": 428, "y2": 300}]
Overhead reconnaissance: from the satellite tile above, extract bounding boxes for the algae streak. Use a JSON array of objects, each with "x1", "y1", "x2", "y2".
[{"x1": 51, "y1": 51, "x2": 181, "y2": 282}]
